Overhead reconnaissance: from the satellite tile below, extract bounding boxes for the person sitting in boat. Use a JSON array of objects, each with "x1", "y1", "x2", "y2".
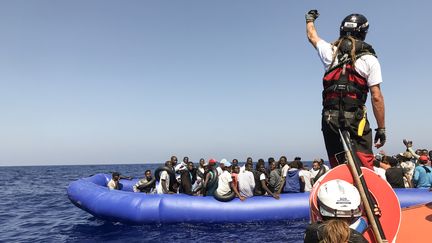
[
  {"x1": 299, "y1": 162, "x2": 313, "y2": 192},
  {"x1": 231, "y1": 159, "x2": 239, "y2": 168},
  {"x1": 253, "y1": 159, "x2": 266, "y2": 196},
  {"x1": 413, "y1": 155, "x2": 432, "y2": 189},
  {"x1": 191, "y1": 159, "x2": 206, "y2": 195},
  {"x1": 240, "y1": 157, "x2": 253, "y2": 173},
  {"x1": 202, "y1": 159, "x2": 218, "y2": 196},
  {"x1": 133, "y1": 170, "x2": 156, "y2": 193},
  {"x1": 254, "y1": 163, "x2": 279, "y2": 199},
  {"x1": 107, "y1": 172, "x2": 123, "y2": 190},
  {"x1": 238, "y1": 161, "x2": 255, "y2": 198},
  {"x1": 268, "y1": 161, "x2": 281, "y2": 193},
  {"x1": 156, "y1": 161, "x2": 176, "y2": 194},
  {"x1": 282, "y1": 160, "x2": 305, "y2": 193},
  {"x1": 266, "y1": 157, "x2": 275, "y2": 175},
  {"x1": 187, "y1": 161, "x2": 197, "y2": 185},
  {"x1": 177, "y1": 162, "x2": 194, "y2": 195},
  {"x1": 384, "y1": 156, "x2": 405, "y2": 188},
  {"x1": 216, "y1": 161, "x2": 245, "y2": 201},
  {"x1": 310, "y1": 159, "x2": 327, "y2": 185},
  {"x1": 276, "y1": 156, "x2": 289, "y2": 195},
  {"x1": 304, "y1": 179, "x2": 369, "y2": 243},
  {"x1": 231, "y1": 164, "x2": 240, "y2": 192},
  {"x1": 217, "y1": 159, "x2": 227, "y2": 176}
]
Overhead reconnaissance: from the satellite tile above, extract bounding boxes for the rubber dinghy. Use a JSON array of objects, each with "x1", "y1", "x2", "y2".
[{"x1": 67, "y1": 173, "x2": 432, "y2": 224}]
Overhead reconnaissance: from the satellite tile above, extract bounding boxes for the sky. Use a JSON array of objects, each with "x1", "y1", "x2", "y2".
[{"x1": 1, "y1": 1, "x2": 431, "y2": 166}]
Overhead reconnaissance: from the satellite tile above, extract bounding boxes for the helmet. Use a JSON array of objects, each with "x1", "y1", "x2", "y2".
[
  {"x1": 340, "y1": 14, "x2": 369, "y2": 41},
  {"x1": 318, "y1": 179, "x2": 362, "y2": 218}
]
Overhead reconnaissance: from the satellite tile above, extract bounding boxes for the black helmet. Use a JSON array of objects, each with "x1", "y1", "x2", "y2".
[{"x1": 340, "y1": 14, "x2": 369, "y2": 41}]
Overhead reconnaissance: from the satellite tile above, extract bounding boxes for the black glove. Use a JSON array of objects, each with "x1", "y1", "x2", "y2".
[
  {"x1": 374, "y1": 128, "x2": 386, "y2": 147},
  {"x1": 305, "y1": 10, "x2": 319, "y2": 23}
]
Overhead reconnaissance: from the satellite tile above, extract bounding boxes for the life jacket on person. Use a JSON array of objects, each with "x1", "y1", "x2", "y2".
[
  {"x1": 322, "y1": 37, "x2": 376, "y2": 112},
  {"x1": 283, "y1": 169, "x2": 304, "y2": 193}
]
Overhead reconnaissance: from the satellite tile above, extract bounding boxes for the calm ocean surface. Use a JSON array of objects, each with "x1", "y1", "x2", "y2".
[{"x1": 0, "y1": 163, "x2": 309, "y2": 242}]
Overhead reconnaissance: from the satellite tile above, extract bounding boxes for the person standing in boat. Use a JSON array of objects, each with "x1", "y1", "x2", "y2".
[
  {"x1": 157, "y1": 161, "x2": 176, "y2": 194},
  {"x1": 306, "y1": 10, "x2": 386, "y2": 169}
]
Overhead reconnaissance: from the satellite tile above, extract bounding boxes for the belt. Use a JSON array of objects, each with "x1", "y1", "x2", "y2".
[{"x1": 322, "y1": 110, "x2": 355, "y2": 119}]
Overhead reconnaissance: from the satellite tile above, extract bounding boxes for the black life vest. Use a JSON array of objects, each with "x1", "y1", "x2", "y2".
[{"x1": 322, "y1": 38, "x2": 377, "y2": 111}]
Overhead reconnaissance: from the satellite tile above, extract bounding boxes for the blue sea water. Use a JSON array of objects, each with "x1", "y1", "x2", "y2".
[{"x1": 0, "y1": 164, "x2": 309, "y2": 242}]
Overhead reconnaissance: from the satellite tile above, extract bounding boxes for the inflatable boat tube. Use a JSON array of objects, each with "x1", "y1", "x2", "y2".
[
  {"x1": 214, "y1": 190, "x2": 235, "y2": 202},
  {"x1": 67, "y1": 173, "x2": 432, "y2": 224}
]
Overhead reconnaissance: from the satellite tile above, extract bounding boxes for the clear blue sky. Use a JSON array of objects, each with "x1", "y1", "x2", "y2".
[{"x1": 1, "y1": 1, "x2": 431, "y2": 166}]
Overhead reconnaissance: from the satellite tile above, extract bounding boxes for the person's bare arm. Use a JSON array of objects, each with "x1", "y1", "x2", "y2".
[
  {"x1": 306, "y1": 22, "x2": 321, "y2": 49},
  {"x1": 261, "y1": 180, "x2": 279, "y2": 199},
  {"x1": 230, "y1": 182, "x2": 245, "y2": 201},
  {"x1": 370, "y1": 84, "x2": 386, "y2": 148}
]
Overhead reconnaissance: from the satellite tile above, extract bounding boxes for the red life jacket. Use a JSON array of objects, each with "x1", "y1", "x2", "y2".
[{"x1": 322, "y1": 38, "x2": 376, "y2": 111}]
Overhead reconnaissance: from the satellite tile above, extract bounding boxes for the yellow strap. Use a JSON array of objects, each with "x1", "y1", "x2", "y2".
[{"x1": 357, "y1": 107, "x2": 367, "y2": 136}]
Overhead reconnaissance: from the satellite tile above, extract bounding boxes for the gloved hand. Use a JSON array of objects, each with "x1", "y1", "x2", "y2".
[
  {"x1": 374, "y1": 128, "x2": 386, "y2": 148},
  {"x1": 305, "y1": 10, "x2": 319, "y2": 23}
]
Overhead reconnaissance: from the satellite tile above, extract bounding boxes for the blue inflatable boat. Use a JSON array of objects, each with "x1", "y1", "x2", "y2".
[{"x1": 67, "y1": 173, "x2": 432, "y2": 224}]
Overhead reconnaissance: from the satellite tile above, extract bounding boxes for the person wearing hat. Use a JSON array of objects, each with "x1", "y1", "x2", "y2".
[
  {"x1": 306, "y1": 10, "x2": 386, "y2": 170},
  {"x1": 217, "y1": 159, "x2": 227, "y2": 176},
  {"x1": 413, "y1": 155, "x2": 432, "y2": 189},
  {"x1": 304, "y1": 179, "x2": 373, "y2": 243},
  {"x1": 216, "y1": 160, "x2": 245, "y2": 201}
]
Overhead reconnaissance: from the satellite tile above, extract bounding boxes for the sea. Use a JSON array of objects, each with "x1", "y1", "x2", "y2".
[{"x1": 0, "y1": 163, "x2": 310, "y2": 242}]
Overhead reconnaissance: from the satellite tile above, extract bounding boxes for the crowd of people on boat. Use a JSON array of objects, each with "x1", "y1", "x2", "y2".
[
  {"x1": 107, "y1": 155, "x2": 331, "y2": 201},
  {"x1": 372, "y1": 139, "x2": 432, "y2": 189},
  {"x1": 107, "y1": 139, "x2": 431, "y2": 199}
]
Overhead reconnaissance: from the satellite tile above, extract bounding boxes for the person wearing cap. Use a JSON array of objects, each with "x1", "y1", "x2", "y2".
[
  {"x1": 306, "y1": 10, "x2": 386, "y2": 170},
  {"x1": 107, "y1": 172, "x2": 122, "y2": 190},
  {"x1": 216, "y1": 161, "x2": 245, "y2": 201},
  {"x1": 202, "y1": 159, "x2": 218, "y2": 196},
  {"x1": 413, "y1": 155, "x2": 432, "y2": 189},
  {"x1": 217, "y1": 159, "x2": 227, "y2": 176}
]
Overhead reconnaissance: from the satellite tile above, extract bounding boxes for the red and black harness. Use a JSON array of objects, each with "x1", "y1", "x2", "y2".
[{"x1": 322, "y1": 39, "x2": 376, "y2": 112}]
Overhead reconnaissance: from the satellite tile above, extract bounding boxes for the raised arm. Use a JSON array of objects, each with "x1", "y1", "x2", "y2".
[{"x1": 305, "y1": 10, "x2": 321, "y2": 48}]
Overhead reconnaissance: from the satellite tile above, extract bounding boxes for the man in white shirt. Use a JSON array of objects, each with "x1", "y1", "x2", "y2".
[
  {"x1": 107, "y1": 172, "x2": 122, "y2": 190},
  {"x1": 216, "y1": 161, "x2": 244, "y2": 201},
  {"x1": 156, "y1": 161, "x2": 175, "y2": 194},
  {"x1": 306, "y1": 10, "x2": 386, "y2": 170},
  {"x1": 277, "y1": 156, "x2": 289, "y2": 194},
  {"x1": 238, "y1": 162, "x2": 255, "y2": 198}
]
